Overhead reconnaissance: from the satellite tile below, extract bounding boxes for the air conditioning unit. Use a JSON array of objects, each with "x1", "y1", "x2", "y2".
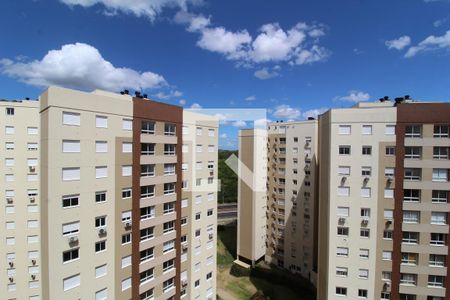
[
  {"x1": 31, "y1": 274, "x2": 36, "y2": 280},
  {"x1": 124, "y1": 221, "x2": 131, "y2": 228},
  {"x1": 181, "y1": 279, "x2": 188, "y2": 287},
  {"x1": 31, "y1": 259, "x2": 36, "y2": 265},
  {"x1": 387, "y1": 177, "x2": 393, "y2": 183},
  {"x1": 383, "y1": 282, "x2": 391, "y2": 290},
  {"x1": 340, "y1": 177, "x2": 347, "y2": 184},
  {"x1": 9, "y1": 261, "x2": 14, "y2": 268},
  {"x1": 361, "y1": 219, "x2": 369, "y2": 226},
  {"x1": 338, "y1": 217, "x2": 346, "y2": 224},
  {"x1": 364, "y1": 177, "x2": 370, "y2": 182},
  {"x1": 68, "y1": 236, "x2": 79, "y2": 244},
  {"x1": 29, "y1": 166, "x2": 36, "y2": 173},
  {"x1": 386, "y1": 220, "x2": 392, "y2": 226},
  {"x1": 29, "y1": 197, "x2": 35, "y2": 203},
  {"x1": 6, "y1": 197, "x2": 13, "y2": 204},
  {"x1": 98, "y1": 228, "x2": 107, "y2": 235},
  {"x1": 208, "y1": 233, "x2": 214, "y2": 240},
  {"x1": 9, "y1": 277, "x2": 14, "y2": 282},
  {"x1": 182, "y1": 243, "x2": 188, "y2": 251}
]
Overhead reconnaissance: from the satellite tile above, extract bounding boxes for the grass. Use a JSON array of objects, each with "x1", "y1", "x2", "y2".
[{"x1": 217, "y1": 224, "x2": 315, "y2": 300}]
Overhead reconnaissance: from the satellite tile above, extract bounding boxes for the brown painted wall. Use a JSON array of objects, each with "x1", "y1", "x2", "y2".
[{"x1": 131, "y1": 98, "x2": 183, "y2": 300}]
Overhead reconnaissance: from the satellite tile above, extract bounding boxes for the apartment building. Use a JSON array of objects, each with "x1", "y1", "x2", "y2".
[
  {"x1": 317, "y1": 100, "x2": 450, "y2": 300},
  {"x1": 237, "y1": 129, "x2": 268, "y2": 266},
  {"x1": 237, "y1": 120, "x2": 319, "y2": 284},
  {"x1": 1, "y1": 100, "x2": 41, "y2": 300},
  {"x1": 2, "y1": 86, "x2": 218, "y2": 300}
]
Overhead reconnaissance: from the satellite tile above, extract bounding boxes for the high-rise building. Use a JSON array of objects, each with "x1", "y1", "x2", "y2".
[
  {"x1": 2, "y1": 86, "x2": 218, "y2": 300},
  {"x1": 1, "y1": 99, "x2": 41, "y2": 300}
]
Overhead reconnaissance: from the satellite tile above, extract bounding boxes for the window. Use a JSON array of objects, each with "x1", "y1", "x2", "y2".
[
  {"x1": 428, "y1": 275, "x2": 444, "y2": 287},
  {"x1": 196, "y1": 144, "x2": 202, "y2": 152},
  {"x1": 337, "y1": 227, "x2": 349, "y2": 236},
  {"x1": 362, "y1": 146, "x2": 372, "y2": 155},
  {"x1": 163, "y1": 277, "x2": 175, "y2": 292},
  {"x1": 164, "y1": 123, "x2": 176, "y2": 136},
  {"x1": 358, "y1": 269, "x2": 369, "y2": 279},
  {"x1": 336, "y1": 287, "x2": 347, "y2": 296},
  {"x1": 432, "y1": 168, "x2": 448, "y2": 182},
  {"x1": 405, "y1": 146, "x2": 421, "y2": 159},
  {"x1": 429, "y1": 254, "x2": 445, "y2": 267},
  {"x1": 430, "y1": 233, "x2": 447, "y2": 245},
  {"x1": 385, "y1": 146, "x2": 395, "y2": 155},
  {"x1": 208, "y1": 129, "x2": 215, "y2": 136},
  {"x1": 385, "y1": 125, "x2": 395, "y2": 135},
  {"x1": 122, "y1": 233, "x2": 131, "y2": 245},
  {"x1": 382, "y1": 271, "x2": 392, "y2": 281},
  {"x1": 207, "y1": 209, "x2": 213, "y2": 216},
  {"x1": 139, "y1": 120, "x2": 156, "y2": 135},
  {"x1": 95, "y1": 115, "x2": 108, "y2": 128},
  {"x1": 95, "y1": 216, "x2": 106, "y2": 228},
  {"x1": 121, "y1": 277, "x2": 131, "y2": 291},
  {"x1": 404, "y1": 189, "x2": 420, "y2": 202},
  {"x1": 164, "y1": 183, "x2": 175, "y2": 195},
  {"x1": 5, "y1": 142, "x2": 14, "y2": 150},
  {"x1": 402, "y1": 232, "x2": 419, "y2": 244},
  {"x1": 164, "y1": 163, "x2": 176, "y2": 175},
  {"x1": 95, "y1": 289, "x2": 107, "y2": 300},
  {"x1": 431, "y1": 212, "x2": 447, "y2": 225},
  {"x1": 62, "y1": 140, "x2": 80, "y2": 153},
  {"x1": 122, "y1": 188, "x2": 132, "y2": 199},
  {"x1": 361, "y1": 166, "x2": 371, "y2": 176},
  {"x1": 194, "y1": 279, "x2": 200, "y2": 288},
  {"x1": 195, "y1": 229, "x2": 201, "y2": 237},
  {"x1": 384, "y1": 230, "x2": 393, "y2": 239},
  {"x1": 208, "y1": 145, "x2": 215, "y2": 152},
  {"x1": 121, "y1": 211, "x2": 132, "y2": 223},
  {"x1": 164, "y1": 144, "x2": 176, "y2": 155},
  {"x1": 5, "y1": 158, "x2": 14, "y2": 167},
  {"x1": 362, "y1": 125, "x2": 372, "y2": 135},
  {"x1": 163, "y1": 240, "x2": 175, "y2": 253},
  {"x1": 401, "y1": 253, "x2": 418, "y2": 265},
  {"x1": 433, "y1": 147, "x2": 449, "y2": 159},
  {"x1": 405, "y1": 125, "x2": 421, "y2": 138},
  {"x1": 381, "y1": 293, "x2": 391, "y2": 300},
  {"x1": 336, "y1": 247, "x2": 348, "y2": 257},
  {"x1": 61, "y1": 194, "x2": 79, "y2": 208},
  {"x1": 95, "y1": 191, "x2": 107, "y2": 203},
  {"x1": 141, "y1": 164, "x2": 154, "y2": 177},
  {"x1": 121, "y1": 255, "x2": 132, "y2": 268},
  {"x1": 358, "y1": 289, "x2": 368, "y2": 298},
  {"x1": 181, "y1": 217, "x2": 187, "y2": 225},
  {"x1": 182, "y1": 198, "x2": 188, "y2": 208},
  {"x1": 339, "y1": 146, "x2": 350, "y2": 155},
  {"x1": 95, "y1": 141, "x2": 107, "y2": 153},
  {"x1": 63, "y1": 112, "x2": 80, "y2": 126},
  {"x1": 141, "y1": 185, "x2": 155, "y2": 198},
  {"x1": 140, "y1": 206, "x2": 155, "y2": 220},
  {"x1": 28, "y1": 143, "x2": 38, "y2": 150},
  {"x1": 63, "y1": 274, "x2": 80, "y2": 291},
  {"x1": 337, "y1": 187, "x2": 350, "y2": 196},
  {"x1": 400, "y1": 273, "x2": 417, "y2": 285},
  {"x1": 5, "y1": 126, "x2": 14, "y2": 134},
  {"x1": 432, "y1": 190, "x2": 448, "y2": 203},
  {"x1": 140, "y1": 289, "x2": 154, "y2": 300},
  {"x1": 120, "y1": 142, "x2": 132, "y2": 153},
  {"x1": 163, "y1": 202, "x2": 175, "y2": 214},
  {"x1": 62, "y1": 168, "x2": 80, "y2": 181},
  {"x1": 361, "y1": 188, "x2": 371, "y2": 198},
  {"x1": 182, "y1": 144, "x2": 188, "y2": 152},
  {"x1": 163, "y1": 259, "x2": 174, "y2": 272},
  {"x1": 338, "y1": 166, "x2": 350, "y2": 176},
  {"x1": 140, "y1": 227, "x2": 154, "y2": 241},
  {"x1": 62, "y1": 222, "x2": 80, "y2": 236},
  {"x1": 63, "y1": 248, "x2": 79, "y2": 263},
  {"x1": 195, "y1": 212, "x2": 201, "y2": 220},
  {"x1": 382, "y1": 251, "x2": 392, "y2": 260},
  {"x1": 434, "y1": 125, "x2": 449, "y2": 137},
  {"x1": 385, "y1": 167, "x2": 395, "y2": 177},
  {"x1": 121, "y1": 165, "x2": 132, "y2": 177},
  {"x1": 384, "y1": 189, "x2": 394, "y2": 198},
  {"x1": 338, "y1": 125, "x2": 351, "y2": 135},
  {"x1": 404, "y1": 168, "x2": 421, "y2": 181},
  {"x1": 95, "y1": 166, "x2": 108, "y2": 178},
  {"x1": 403, "y1": 211, "x2": 420, "y2": 223},
  {"x1": 6, "y1": 107, "x2": 14, "y2": 115},
  {"x1": 141, "y1": 143, "x2": 155, "y2": 155},
  {"x1": 336, "y1": 267, "x2": 348, "y2": 277},
  {"x1": 196, "y1": 127, "x2": 203, "y2": 135},
  {"x1": 140, "y1": 269, "x2": 154, "y2": 283},
  {"x1": 140, "y1": 248, "x2": 154, "y2": 262},
  {"x1": 360, "y1": 228, "x2": 370, "y2": 238}
]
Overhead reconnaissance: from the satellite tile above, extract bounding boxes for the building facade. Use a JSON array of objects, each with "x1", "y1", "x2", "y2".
[
  {"x1": 1, "y1": 100, "x2": 41, "y2": 300},
  {"x1": 2, "y1": 86, "x2": 218, "y2": 300}
]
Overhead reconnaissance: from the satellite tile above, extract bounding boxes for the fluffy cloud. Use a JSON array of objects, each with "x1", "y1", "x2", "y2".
[
  {"x1": 433, "y1": 15, "x2": 449, "y2": 27},
  {"x1": 405, "y1": 30, "x2": 450, "y2": 58},
  {"x1": 179, "y1": 99, "x2": 186, "y2": 105},
  {"x1": 190, "y1": 102, "x2": 202, "y2": 109},
  {"x1": 335, "y1": 90, "x2": 370, "y2": 102},
  {"x1": 254, "y1": 118, "x2": 271, "y2": 128},
  {"x1": 254, "y1": 67, "x2": 279, "y2": 80},
  {"x1": 154, "y1": 90, "x2": 183, "y2": 99},
  {"x1": 60, "y1": 0, "x2": 201, "y2": 21},
  {"x1": 385, "y1": 36, "x2": 411, "y2": 50},
  {"x1": 245, "y1": 95, "x2": 256, "y2": 101},
  {"x1": 302, "y1": 107, "x2": 328, "y2": 119},
  {"x1": 0, "y1": 43, "x2": 166, "y2": 91},
  {"x1": 176, "y1": 13, "x2": 329, "y2": 69},
  {"x1": 232, "y1": 120, "x2": 247, "y2": 127},
  {"x1": 273, "y1": 104, "x2": 301, "y2": 119},
  {"x1": 220, "y1": 133, "x2": 227, "y2": 139}
]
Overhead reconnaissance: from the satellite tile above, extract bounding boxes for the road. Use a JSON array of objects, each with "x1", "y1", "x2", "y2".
[{"x1": 218, "y1": 203, "x2": 237, "y2": 220}]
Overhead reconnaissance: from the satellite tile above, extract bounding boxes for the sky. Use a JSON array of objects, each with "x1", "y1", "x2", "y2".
[{"x1": 1, "y1": 0, "x2": 450, "y2": 149}]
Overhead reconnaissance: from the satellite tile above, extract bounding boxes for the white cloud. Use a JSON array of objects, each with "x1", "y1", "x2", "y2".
[
  {"x1": 245, "y1": 95, "x2": 256, "y2": 101},
  {"x1": 335, "y1": 90, "x2": 370, "y2": 102},
  {"x1": 273, "y1": 104, "x2": 301, "y2": 119},
  {"x1": 254, "y1": 118, "x2": 271, "y2": 128},
  {"x1": 60, "y1": 0, "x2": 202, "y2": 21},
  {"x1": 220, "y1": 133, "x2": 227, "y2": 139},
  {"x1": 177, "y1": 13, "x2": 329, "y2": 67},
  {"x1": 154, "y1": 90, "x2": 182, "y2": 99},
  {"x1": 302, "y1": 107, "x2": 328, "y2": 119},
  {"x1": 232, "y1": 120, "x2": 247, "y2": 127},
  {"x1": 190, "y1": 102, "x2": 202, "y2": 109},
  {"x1": 179, "y1": 99, "x2": 186, "y2": 105},
  {"x1": 0, "y1": 43, "x2": 166, "y2": 91},
  {"x1": 254, "y1": 67, "x2": 279, "y2": 80},
  {"x1": 385, "y1": 35, "x2": 411, "y2": 50},
  {"x1": 405, "y1": 30, "x2": 450, "y2": 58},
  {"x1": 433, "y1": 15, "x2": 449, "y2": 27}
]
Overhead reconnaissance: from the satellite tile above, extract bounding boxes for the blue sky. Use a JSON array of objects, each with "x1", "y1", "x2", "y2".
[{"x1": 1, "y1": 0, "x2": 450, "y2": 149}]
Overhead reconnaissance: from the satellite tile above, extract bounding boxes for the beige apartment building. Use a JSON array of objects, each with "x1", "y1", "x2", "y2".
[
  {"x1": 1, "y1": 100, "x2": 41, "y2": 300},
  {"x1": 237, "y1": 120, "x2": 319, "y2": 284},
  {"x1": 2, "y1": 86, "x2": 218, "y2": 300}
]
